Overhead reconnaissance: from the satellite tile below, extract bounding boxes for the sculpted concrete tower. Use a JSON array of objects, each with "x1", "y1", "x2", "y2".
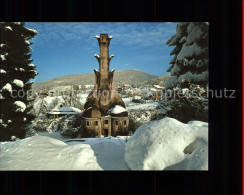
[
  {"x1": 84, "y1": 34, "x2": 125, "y2": 114},
  {"x1": 83, "y1": 34, "x2": 129, "y2": 137},
  {"x1": 94, "y1": 34, "x2": 114, "y2": 89}
]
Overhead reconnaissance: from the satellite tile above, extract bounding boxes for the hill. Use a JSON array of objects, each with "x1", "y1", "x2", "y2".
[
  {"x1": 140, "y1": 74, "x2": 171, "y2": 87},
  {"x1": 32, "y1": 70, "x2": 158, "y2": 90}
]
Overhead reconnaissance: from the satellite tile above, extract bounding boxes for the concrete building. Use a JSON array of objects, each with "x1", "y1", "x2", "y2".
[{"x1": 83, "y1": 34, "x2": 129, "y2": 137}]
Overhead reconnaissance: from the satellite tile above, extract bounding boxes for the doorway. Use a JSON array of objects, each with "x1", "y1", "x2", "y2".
[{"x1": 104, "y1": 129, "x2": 108, "y2": 137}]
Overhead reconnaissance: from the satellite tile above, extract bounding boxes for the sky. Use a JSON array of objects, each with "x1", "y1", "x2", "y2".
[{"x1": 25, "y1": 22, "x2": 178, "y2": 83}]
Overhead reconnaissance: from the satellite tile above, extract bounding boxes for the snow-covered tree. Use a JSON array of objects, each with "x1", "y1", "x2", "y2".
[
  {"x1": 158, "y1": 23, "x2": 209, "y2": 123},
  {"x1": 0, "y1": 22, "x2": 38, "y2": 141},
  {"x1": 165, "y1": 22, "x2": 209, "y2": 89},
  {"x1": 157, "y1": 84, "x2": 208, "y2": 123}
]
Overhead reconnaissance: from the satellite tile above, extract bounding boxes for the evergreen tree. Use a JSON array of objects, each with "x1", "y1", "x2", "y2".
[
  {"x1": 0, "y1": 22, "x2": 38, "y2": 141},
  {"x1": 165, "y1": 22, "x2": 209, "y2": 89},
  {"x1": 158, "y1": 22, "x2": 209, "y2": 122}
]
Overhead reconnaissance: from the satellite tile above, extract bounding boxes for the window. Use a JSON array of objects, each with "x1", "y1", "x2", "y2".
[
  {"x1": 104, "y1": 120, "x2": 108, "y2": 124},
  {"x1": 116, "y1": 121, "x2": 118, "y2": 125},
  {"x1": 95, "y1": 131, "x2": 98, "y2": 136},
  {"x1": 124, "y1": 120, "x2": 126, "y2": 125},
  {"x1": 86, "y1": 121, "x2": 89, "y2": 126},
  {"x1": 95, "y1": 121, "x2": 98, "y2": 126}
]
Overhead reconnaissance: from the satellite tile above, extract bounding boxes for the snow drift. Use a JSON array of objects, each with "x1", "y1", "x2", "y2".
[
  {"x1": 0, "y1": 135, "x2": 129, "y2": 170},
  {"x1": 124, "y1": 117, "x2": 208, "y2": 170},
  {"x1": 0, "y1": 136, "x2": 102, "y2": 170}
]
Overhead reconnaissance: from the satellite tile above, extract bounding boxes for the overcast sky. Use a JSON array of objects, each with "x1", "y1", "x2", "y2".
[{"x1": 25, "y1": 22, "x2": 177, "y2": 83}]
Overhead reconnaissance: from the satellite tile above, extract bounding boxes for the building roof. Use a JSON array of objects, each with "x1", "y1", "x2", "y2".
[
  {"x1": 123, "y1": 84, "x2": 130, "y2": 87},
  {"x1": 108, "y1": 105, "x2": 128, "y2": 117},
  {"x1": 150, "y1": 88, "x2": 157, "y2": 92},
  {"x1": 48, "y1": 106, "x2": 82, "y2": 115},
  {"x1": 83, "y1": 107, "x2": 102, "y2": 118},
  {"x1": 153, "y1": 85, "x2": 163, "y2": 89},
  {"x1": 109, "y1": 105, "x2": 127, "y2": 114}
]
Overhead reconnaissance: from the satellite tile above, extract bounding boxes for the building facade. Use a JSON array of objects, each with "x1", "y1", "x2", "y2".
[{"x1": 83, "y1": 116, "x2": 129, "y2": 137}]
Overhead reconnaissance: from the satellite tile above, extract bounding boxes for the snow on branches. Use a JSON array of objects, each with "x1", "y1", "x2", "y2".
[{"x1": 165, "y1": 22, "x2": 209, "y2": 89}]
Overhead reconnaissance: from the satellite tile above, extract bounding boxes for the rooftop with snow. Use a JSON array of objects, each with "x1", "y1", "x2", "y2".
[{"x1": 48, "y1": 106, "x2": 82, "y2": 115}]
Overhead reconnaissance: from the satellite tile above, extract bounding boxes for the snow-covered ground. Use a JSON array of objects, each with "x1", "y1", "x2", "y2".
[
  {"x1": 125, "y1": 117, "x2": 208, "y2": 170},
  {"x1": 0, "y1": 136, "x2": 102, "y2": 170},
  {"x1": 122, "y1": 97, "x2": 159, "y2": 111},
  {"x1": 0, "y1": 132, "x2": 129, "y2": 170},
  {"x1": 126, "y1": 102, "x2": 159, "y2": 111},
  {"x1": 67, "y1": 137, "x2": 129, "y2": 170},
  {"x1": 0, "y1": 117, "x2": 208, "y2": 171},
  {"x1": 122, "y1": 97, "x2": 137, "y2": 107}
]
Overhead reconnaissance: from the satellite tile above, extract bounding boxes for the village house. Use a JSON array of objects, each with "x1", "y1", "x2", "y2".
[
  {"x1": 153, "y1": 85, "x2": 164, "y2": 91},
  {"x1": 47, "y1": 106, "x2": 82, "y2": 119}
]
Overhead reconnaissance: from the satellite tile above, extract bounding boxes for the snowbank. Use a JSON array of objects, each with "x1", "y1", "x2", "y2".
[
  {"x1": 68, "y1": 137, "x2": 129, "y2": 170},
  {"x1": 0, "y1": 135, "x2": 129, "y2": 170},
  {"x1": 0, "y1": 136, "x2": 102, "y2": 170},
  {"x1": 125, "y1": 117, "x2": 208, "y2": 170}
]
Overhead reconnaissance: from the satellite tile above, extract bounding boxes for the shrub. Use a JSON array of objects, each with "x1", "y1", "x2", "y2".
[{"x1": 158, "y1": 84, "x2": 208, "y2": 123}]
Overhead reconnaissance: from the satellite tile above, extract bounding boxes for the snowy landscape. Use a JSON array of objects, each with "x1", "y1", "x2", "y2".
[
  {"x1": 0, "y1": 117, "x2": 208, "y2": 170},
  {"x1": 0, "y1": 92, "x2": 208, "y2": 170},
  {"x1": 0, "y1": 22, "x2": 209, "y2": 170}
]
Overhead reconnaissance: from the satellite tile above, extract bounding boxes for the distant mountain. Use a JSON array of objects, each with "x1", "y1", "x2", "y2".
[{"x1": 32, "y1": 70, "x2": 158, "y2": 90}]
